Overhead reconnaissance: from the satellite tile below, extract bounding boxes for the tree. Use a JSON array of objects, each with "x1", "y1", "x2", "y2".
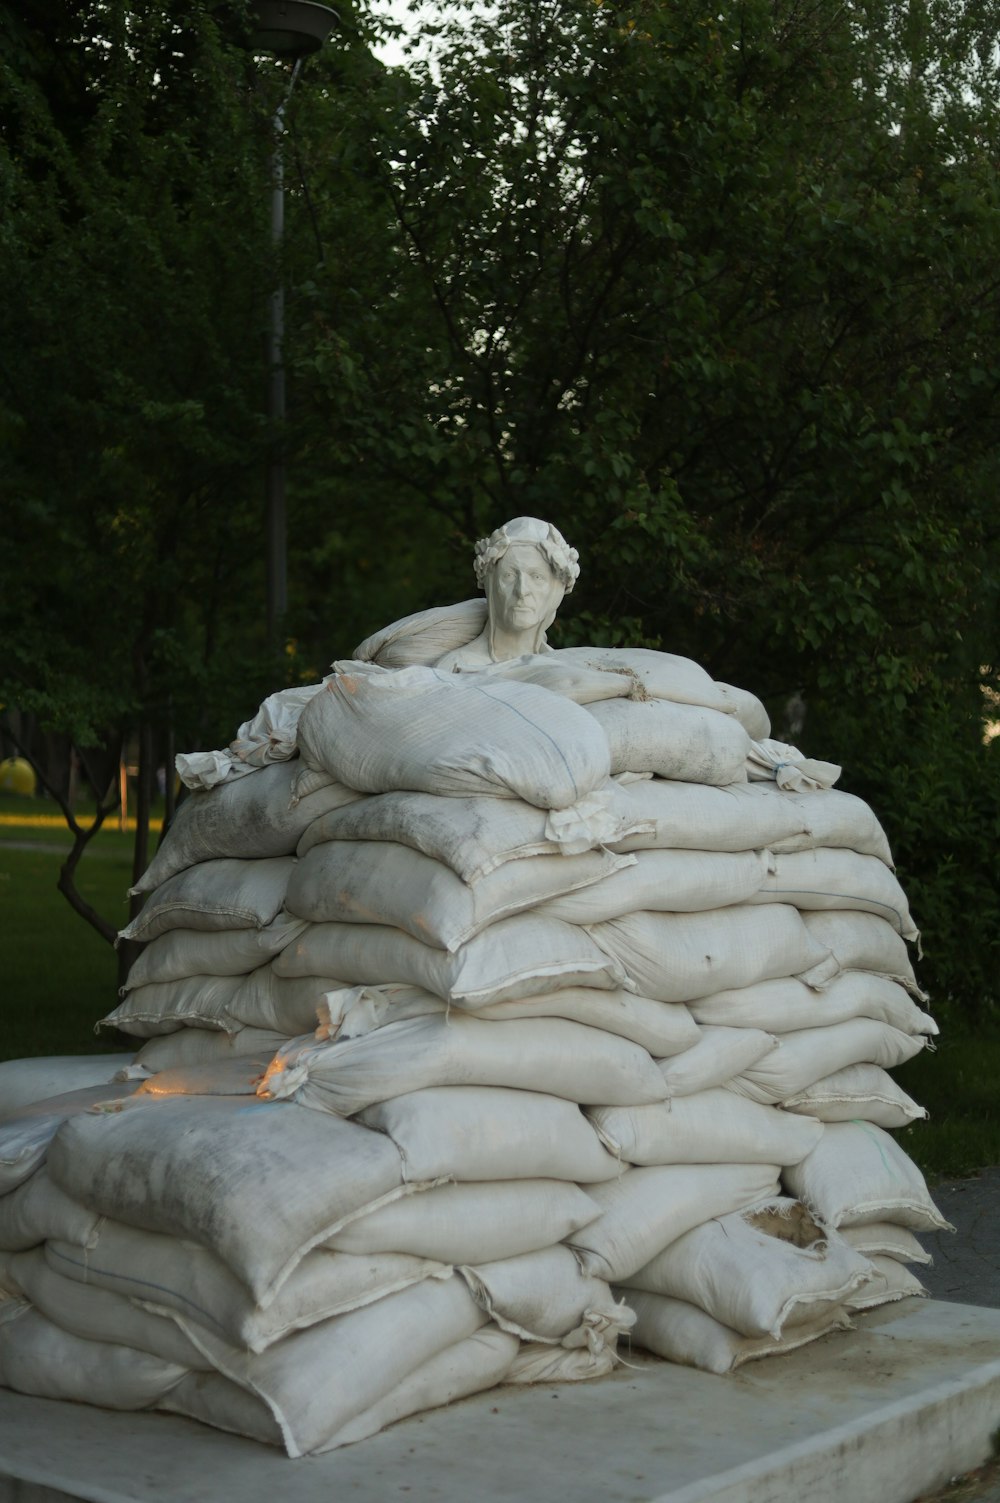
[
  {"x1": 0, "y1": 2, "x2": 280, "y2": 940},
  {"x1": 283, "y1": 0, "x2": 1000, "y2": 1012}
]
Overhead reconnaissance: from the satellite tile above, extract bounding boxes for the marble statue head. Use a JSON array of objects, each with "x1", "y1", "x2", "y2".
[
  {"x1": 472, "y1": 518, "x2": 579, "y2": 646},
  {"x1": 473, "y1": 517, "x2": 580, "y2": 594},
  {"x1": 430, "y1": 517, "x2": 579, "y2": 670}
]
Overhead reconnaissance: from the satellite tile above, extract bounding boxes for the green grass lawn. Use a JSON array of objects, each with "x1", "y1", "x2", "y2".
[
  {"x1": 0, "y1": 843, "x2": 131, "y2": 1058},
  {"x1": 0, "y1": 790, "x2": 147, "y2": 1056},
  {"x1": 0, "y1": 789, "x2": 161, "y2": 849},
  {"x1": 1, "y1": 789, "x2": 997, "y2": 1183}
]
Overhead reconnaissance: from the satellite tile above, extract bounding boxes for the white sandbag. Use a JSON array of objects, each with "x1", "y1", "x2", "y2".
[
  {"x1": 174, "y1": 748, "x2": 254, "y2": 791},
  {"x1": 286, "y1": 839, "x2": 634, "y2": 952},
  {"x1": 749, "y1": 849, "x2": 918, "y2": 940},
  {"x1": 567, "y1": 1163, "x2": 781, "y2": 1282},
  {"x1": 177, "y1": 684, "x2": 324, "y2": 792},
  {"x1": 624, "y1": 1290, "x2": 852, "y2": 1375},
  {"x1": 548, "y1": 645, "x2": 720, "y2": 696},
  {"x1": 459, "y1": 1245, "x2": 629, "y2": 1345},
  {"x1": 588, "y1": 1090, "x2": 824, "y2": 1168},
  {"x1": 657, "y1": 1026, "x2": 778, "y2": 1097},
  {"x1": 583, "y1": 698, "x2": 750, "y2": 785},
  {"x1": 133, "y1": 1057, "x2": 271, "y2": 1101},
  {"x1": 161, "y1": 1368, "x2": 283, "y2": 1447},
  {"x1": 100, "y1": 974, "x2": 245, "y2": 1038},
  {"x1": 47, "y1": 1094, "x2": 428, "y2": 1305},
  {"x1": 297, "y1": 662, "x2": 612, "y2": 811},
  {"x1": 782, "y1": 1121, "x2": 953, "y2": 1232},
  {"x1": 48, "y1": 1225, "x2": 450, "y2": 1353},
  {"x1": 326, "y1": 1180, "x2": 601, "y2": 1265},
  {"x1": 358, "y1": 1087, "x2": 620, "y2": 1184},
  {"x1": 164, "y1": 1325, "x2": 518, "y2": 1454},
  {"x1": 609, "y1": 780, "x2": 893, "y2": 864},
  {"x1": 118, "y1": 857, "x2": 294, "y2": 944},
  {"x1": 317, "y1": 983, "x2": 442, "y2": 1039},
  {"x1": 746, "y1": 738, "x2": 841, "y2": 793},
  {"x1": 227, "y1": 969, "x2": 342, "y2": 1035},
  {"x1": 782, "y1": 1064, "x2": 928, "y2": 1129},
  {"x1": 231, "y1": 685, "x2": 328, "y2": 765},
  {"x1": 308, "y1": 981, "x2": 699, "y2": 1060},
  {"x1": 727, "y1": 1019, "x2": 927, "y2": 1106},
  {"x1": 844, "y1": 1255, "x2": 927, "y2": 1310},
  {"x1": 1, "y1": 1248, "x2": 209, "y2": 1370},
  {"x1": 504, "y1": 1338, "x2": 619, "y2": 1384},
  {"x1": 121, "y1": 912, "x2": 307, "y2": 989},
  {"x1": 556, "y1": 647, "x2": 763, "y2": 726},
  {"x1": 133, "y1": 1025, "x2": 289, "y2": 1073},
  {"x1": 589, "y1": 905, "x2": 836, "y2": 1005},
  {"x1": 623, "y1": 1199, "x2": 871, "y2": 1339},
  {"x1": 473, "y1": 988, "x2": 701, "y2": 1058},
  {"x1": 0, "y1": 1082, "x2": 139, "y2": 1195},
  {"x1": 322, "y1": 1327, "x2": 519, "y2": 1449},
  {"x1": 457, "y1": 653, "x2": 635, "y2": 704},
  {"x1": 261, "y1": 1014, "x2": 667, "y2": 1116},
  {"x1": 169, "y1": 1274, "x2": 487, "y2": 1458},
  {"x1": 839, "y1": 1223, "x2": 932, "y2": 1266},
  {"x1": 536, "y1": 848, "x2": 770, "y2": 925},
  {"x1": 802, "y1": 911, "x2": 921, "y2": 993},
  {"x1": 713, "y1": 682, "x2": 771, "y2": 740},
  {"x1": 0, "y1": 1305, "x2": 188, "y2": 1410},
  {"x1": 272, "y1": 912, "x2": 632, "y2": 1008},
  {"x1": 689, "y1": 972, "x2": 937, "y2": 1036},
  {"x1": 0, "y1": 1056, "x2": 133, "y2": 1119},
  {"x1": 296, "y1": 786, "x2": 651, "y2": 880},
  {"x1": 0, "y1": 1170, "x2": 100, "y2": 1253},
  {"x1": 354, "y1": 598, "x2": 487, "y2": 668},
  {"x1": 132, "y1": 762, "x2": 362, "y2": 894}
]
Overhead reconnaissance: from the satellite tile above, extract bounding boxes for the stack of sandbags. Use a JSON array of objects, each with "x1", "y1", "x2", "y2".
[
  {"x1": 0, "y1": 1086, "x2": 526, "y2": 1453},
  {"x1": 102, "y1": 760, "x2": 367, "y2": 1060},
  {"x1": 0, "y1": 667, "x2": 639, "y2": 1448},
  {"x1": 0, "y1": 648, "x2": 948, "y2": 1450},
  {"x1": 541, "y1": 685, "x2": 947, "y2": 1368}
]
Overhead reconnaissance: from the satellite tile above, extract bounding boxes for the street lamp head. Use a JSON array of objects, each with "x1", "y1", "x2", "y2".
[{"x1": 248, "y1": 0, "x2": 339, "y2": 58}]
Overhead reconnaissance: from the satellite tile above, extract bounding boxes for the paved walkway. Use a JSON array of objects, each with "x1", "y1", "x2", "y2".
[
  {"x1": 3, "y1": 1298, "x2": 999, "y2": 1503},
  {"x1": 913, "y1": 1167, "x2": 1000, "y2": 1503},
  {"x1": 920, "y1": 1167, "x2": 1000, "y2": 1311}
]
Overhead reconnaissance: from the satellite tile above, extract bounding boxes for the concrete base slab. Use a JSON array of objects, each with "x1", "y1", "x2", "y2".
[{"x1": 1, "y1": 1299, "x2": 998, "y2": 1503}]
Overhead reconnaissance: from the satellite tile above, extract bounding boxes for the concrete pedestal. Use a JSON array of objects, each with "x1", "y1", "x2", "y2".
[{"x1": 1, "y1": 1299, "x2": 998, "y2": 1503}]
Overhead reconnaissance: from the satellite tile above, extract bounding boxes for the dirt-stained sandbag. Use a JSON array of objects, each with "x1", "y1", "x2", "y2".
[{"x1": 296, "y1": 661, "x2": 612, "y2": 811}]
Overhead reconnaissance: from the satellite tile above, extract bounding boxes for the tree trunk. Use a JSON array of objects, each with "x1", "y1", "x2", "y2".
[
  {"x1": 130, "y1": 719, "x2": 154, "y2": 909},
  {"x1": 164, "y1": 711, "x2": 176, "y2": 831},
  {"x1": 0, "y1": 714, "x2": 123, "y2": 950}
]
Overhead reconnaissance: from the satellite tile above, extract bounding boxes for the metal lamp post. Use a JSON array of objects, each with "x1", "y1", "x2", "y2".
[
  {"x1": 246, "y1": 2, "x2": 339, "y2": 645},
  {"x1": 251, "y1": 1, "x2": 339, "y2": 56}
]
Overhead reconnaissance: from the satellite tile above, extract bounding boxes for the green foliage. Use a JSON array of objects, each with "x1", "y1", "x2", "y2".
[
  {"x1": 282, "y1": 0, "x2": 1000, "y2": 1016},
  {"x1": 0, "y1": 1, "x2": 286, "y2": 754},
  {"x1": 820, "y1": 694, "x2": 1000, "y2": 1024}
]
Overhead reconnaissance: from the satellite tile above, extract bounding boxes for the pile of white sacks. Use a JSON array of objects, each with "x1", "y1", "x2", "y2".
[{"x1": 0, "y1": 613, "x2": 951, "y2": 1457}]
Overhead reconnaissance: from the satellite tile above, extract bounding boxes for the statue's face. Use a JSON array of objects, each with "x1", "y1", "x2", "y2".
[{"x1": 487, "y1": 542, "x2": 565, "y2": 636}]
